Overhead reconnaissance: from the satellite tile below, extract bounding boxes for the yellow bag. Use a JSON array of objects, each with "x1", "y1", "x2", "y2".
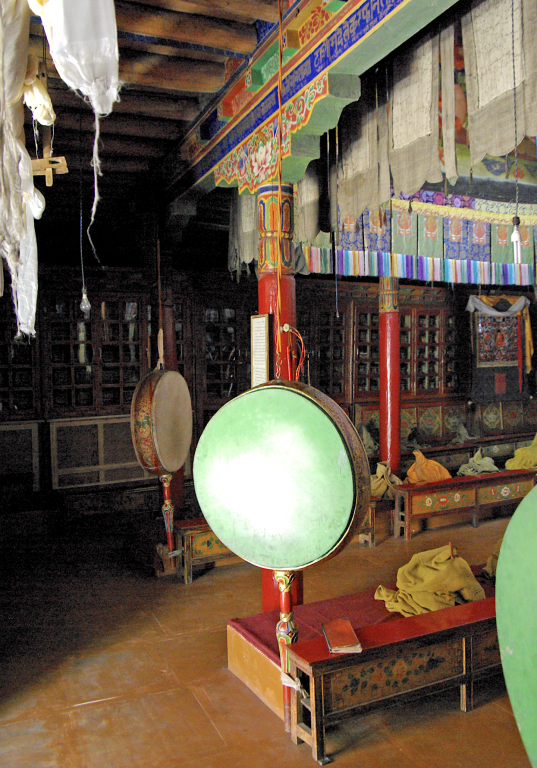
[
  {"x1": 405, "y1": 450, "x2": 451, "y2": 484},
  {"x1": 370, "y1": 461, "x2": 402, "y2": 499}
]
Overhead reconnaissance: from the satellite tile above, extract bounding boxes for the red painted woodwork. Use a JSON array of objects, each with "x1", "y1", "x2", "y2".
[
  {"x1": 261, "y1": 567, "x2": 303, "y2": 611},
  {"x1": 258, "y1": 273, "x2": 296, "y2": 380},
  {"x1": 379, "y1": 310, "x2": 400, "y2": 473},
  {"x1": 258, "y1": 271, "x2": 303, "y2": 611},
  {"x1": 288, "y1": 596, "x2": 496, "y2": 666}
]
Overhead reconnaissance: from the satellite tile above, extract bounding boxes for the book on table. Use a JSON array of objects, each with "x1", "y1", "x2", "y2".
[{"x1": 321, "y1": 618, "x2": 363, "y2": 654}]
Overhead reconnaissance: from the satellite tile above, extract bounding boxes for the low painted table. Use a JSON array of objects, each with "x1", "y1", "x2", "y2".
[
  {"x1": 392, "y1": 468, "x2": 536, "y2": 541},
  {"x1": 174, "y1": 517, "x2": 235, "y2": 584},
  {"x1": 288, "y1": 597, "x2": 500, "y2": 764}
]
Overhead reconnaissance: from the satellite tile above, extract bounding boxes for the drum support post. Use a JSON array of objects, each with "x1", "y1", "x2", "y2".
[
  {"x1": 160, "y1": 474, "x2": 180, "y2": 568},
  {"x1": 275, "y1": 570, "x2": 299, "y2": 732}
]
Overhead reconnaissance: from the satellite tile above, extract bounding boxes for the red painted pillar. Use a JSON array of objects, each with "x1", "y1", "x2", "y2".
[
  {"x1": 379, "y1": 277, "x2": 401, "y2": 474},
  {"x1": 257, "y1": 183, "x2": 303, "y2": 611}
]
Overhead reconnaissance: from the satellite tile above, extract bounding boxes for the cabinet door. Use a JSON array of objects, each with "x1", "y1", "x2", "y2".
[
  {"x1": 296, "y1": 297, "x2": 352, "y2": 404},
  {"x1": 443, "y1": 313, "x2": 458, "y2": 392},
  {"x1": 194, "y1": 287, "x2": 256, "y2": 432},
  {"x1": 98, "y1": 298, "x2": 146, "y2": 410},
  {"x1": 46, "y1": 296, "x2": 96, "y2": 412},
  {"x1": 0, "y1": 301, "x2": 39, "y2": 418},
  {"x1": 399, "y1": 307, "x2": 458, "y2": 398},
  {"x1": 415, "y1": 310, "x2": 441, "y2": 395},
  {"x1": 353, "y1": 306, "x2": 380, "y2": 398},
  {"x1": 43, "y1": 292, "x2": 148, "y2": 417}
]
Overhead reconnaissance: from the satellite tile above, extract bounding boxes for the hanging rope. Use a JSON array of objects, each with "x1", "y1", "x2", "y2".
[
  {"x1": 156, "y1": 239, "x2": 165, "y2": 370},
  {"x1": 511, "y1": 0, "x2": 521, "y2": 263}
]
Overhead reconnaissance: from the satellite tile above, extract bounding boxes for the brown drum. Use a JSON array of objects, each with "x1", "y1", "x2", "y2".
[{"x1": 131, "y1": 369, "x2": 192, "y2": 476}]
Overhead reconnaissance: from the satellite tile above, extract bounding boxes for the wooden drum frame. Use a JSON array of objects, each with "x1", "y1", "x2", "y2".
[{"x1": 131, "y1": 368, "x2": 192, "y2": 478}]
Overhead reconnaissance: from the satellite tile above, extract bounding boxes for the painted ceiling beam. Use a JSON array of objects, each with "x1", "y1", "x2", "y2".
[{"x1": 163, "y1": 0, "x2": 461, "y2": 215}]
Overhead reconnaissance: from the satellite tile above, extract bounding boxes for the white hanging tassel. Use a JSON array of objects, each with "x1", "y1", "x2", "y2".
[{"x1": 511, "y1": 215, "x2": 522, "y2": 264}]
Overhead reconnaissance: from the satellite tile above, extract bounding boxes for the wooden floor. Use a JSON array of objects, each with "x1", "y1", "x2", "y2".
[{"x1": 0, "y1": 507, "x2": 531, "y2": 768}]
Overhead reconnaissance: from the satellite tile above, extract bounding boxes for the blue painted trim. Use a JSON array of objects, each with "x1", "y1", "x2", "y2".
[{"x1": 185, "y1": 0, "x2": 405, "y2": 187}]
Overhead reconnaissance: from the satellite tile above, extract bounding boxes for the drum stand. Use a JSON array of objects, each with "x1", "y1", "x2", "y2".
[
  {"x1": 275, "y1": 570, "x2": 299, "y2": 732},
  {"x1": 160, "y1": 474, "x2": 182, "y2": 571}
]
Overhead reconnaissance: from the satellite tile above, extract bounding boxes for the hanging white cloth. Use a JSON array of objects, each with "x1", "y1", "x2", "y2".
[
  {"x1": 27, "y1": 0, "x2": 120, "y2": 117},
  {"x1": 0, "y1": 0, "x2": 30, "y2": 288},
  {"x1": 228, "y1": 189, "x2": 258, "y2": 275},
  {"x1": 29, "y1": 0, "x2": 120, "y2": 249},
  {"x1": 22, "y1": 53, "x2": 55, "y2": 125},
  {"x1": 389, "y1": 30, "x2": 443, "y2": 196},
  {"x1": 338, "y1": 79, "x2": 379, "y2": 221},
  {"x1": 14, "y1": 137, "x2": 45, "y2": 336},
  {"x1": 461, "y1": 0, "x2": 537, "y2": 167},
  {"x1": 440, "y1": 23, "x2": 457, "y2": 183},
  {"x1": 295, "y1": 162, "x2": 321, "y2": 243},
  {"x1": 465, "y1": 295, "x2": 529, "y2": 316},
  {"x1": 1, "y1": 0, "x2": 45, "y2": 337}
]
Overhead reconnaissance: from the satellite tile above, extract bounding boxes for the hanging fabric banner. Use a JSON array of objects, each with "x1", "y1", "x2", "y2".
[{"x1": 466, "y1": 295, "x2": 532, "y2": 401}]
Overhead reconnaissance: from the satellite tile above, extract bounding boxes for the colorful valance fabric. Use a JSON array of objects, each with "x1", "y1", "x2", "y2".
[{"x1": 298, "y1": 193, "x2": 537, "y2": 285}]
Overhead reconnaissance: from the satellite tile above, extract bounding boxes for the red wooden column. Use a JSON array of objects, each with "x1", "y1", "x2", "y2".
[
  {"x1": 257, "y1": 183, "x2": 303, "y2": 612},
  {"x1": 379, "y1": 277, "x2": 401, "y2": 474}
]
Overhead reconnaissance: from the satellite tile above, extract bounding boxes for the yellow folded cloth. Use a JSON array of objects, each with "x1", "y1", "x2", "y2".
[
  {"x1": 505, "y1": 433, "x2": 537, "y2": 469},
  {"x1": 483, "y1": 538, "x2": 503, "y2": 578},
  {"x1": 405, "y1": 450, "x2": 451, "y2": 483},
  {"x1": 375, "y1": 544, "x2": 485, "y2": 616}
]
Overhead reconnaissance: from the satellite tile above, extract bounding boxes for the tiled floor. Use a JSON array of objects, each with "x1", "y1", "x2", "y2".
[{"x1": 0, "y1": 509, "x2": 530, "y2": 768}]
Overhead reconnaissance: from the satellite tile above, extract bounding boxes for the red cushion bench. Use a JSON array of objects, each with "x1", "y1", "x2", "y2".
[{"x1": 228, "y1": 570, "x2": 498, "y2": 764}]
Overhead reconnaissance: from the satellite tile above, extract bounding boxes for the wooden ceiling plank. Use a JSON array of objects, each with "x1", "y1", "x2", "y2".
[
  {"x1": 28, "y1": 130, "x2": 169, "y2": 159},
  {"x1": 46, "y1": 85, "x2": 199, "y2": 122},
  {"x1": 119, "y1": 0, "x2": 278, "y2": 24},
  {"x1": 117, "y1": 37, "x2": 226, "y2": 62},
  {"x1": 119, "y1": 52, "x2": 225, "y2": 93},
  {"x1": 27, "y1": 110, "x2": 184, "y2": 142},
  {"x1": 114, "y1": 1, "x2": 257, "y2": 56}
]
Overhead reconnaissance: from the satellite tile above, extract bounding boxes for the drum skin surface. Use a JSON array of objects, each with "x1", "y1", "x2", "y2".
[
  {"x1": 496, "y1": 484, "x2": 537, "y2": 767},
  {"x1": 193, "y1": 380, "x2": 370, "y2": 571},
  {"x1": 131, "y1": 369, "x2": 192, "y2": 476}
]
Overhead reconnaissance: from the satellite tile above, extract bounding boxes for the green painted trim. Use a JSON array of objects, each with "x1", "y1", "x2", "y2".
[
  {"x1": 281, "y1": 133, "x2": 321, "y2": 183},
  {"x1": 324, "y1": 0, "x2": 346, "y2": 11},
  {"x1": 332, "y1": 0, "x2": 459, "y2": 77},
  {"x1": 168, "y1": 0, "x2": 458, "y2": 201},
  {"x1": 296, "y1": 73, "x2": 360, "y2": 139}
]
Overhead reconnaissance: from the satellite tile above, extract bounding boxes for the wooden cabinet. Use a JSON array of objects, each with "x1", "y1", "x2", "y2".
[
  {"x1": 400, "y1": 307, "x2": 458, "y2": 398},
  {"x1": 296, "y1": 287, "x2": 352, "y2": 404},
  {"x1": 190, "y1": 278, "x2": 257, "y2": 433},
  {"x1": 42, "y1": 291, "x2": 149, "y2": 417},
  {"x1": 297, "y1": 280, "x2": 461, "y2": 409},
  {"x1": 0, "y1": 300, "x2": 40, "y2": 419},
  {"x1": 353, "y1": 308, "x2": 380, "y2": 397}
]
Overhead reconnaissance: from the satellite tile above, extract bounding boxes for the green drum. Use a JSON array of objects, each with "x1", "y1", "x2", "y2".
[
  {"x1": 496, "y1": 484, "x2": 537, "y2": 766},
  {"x1": 193, "y1": 380, "x2": 370, "y2": 571}
]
